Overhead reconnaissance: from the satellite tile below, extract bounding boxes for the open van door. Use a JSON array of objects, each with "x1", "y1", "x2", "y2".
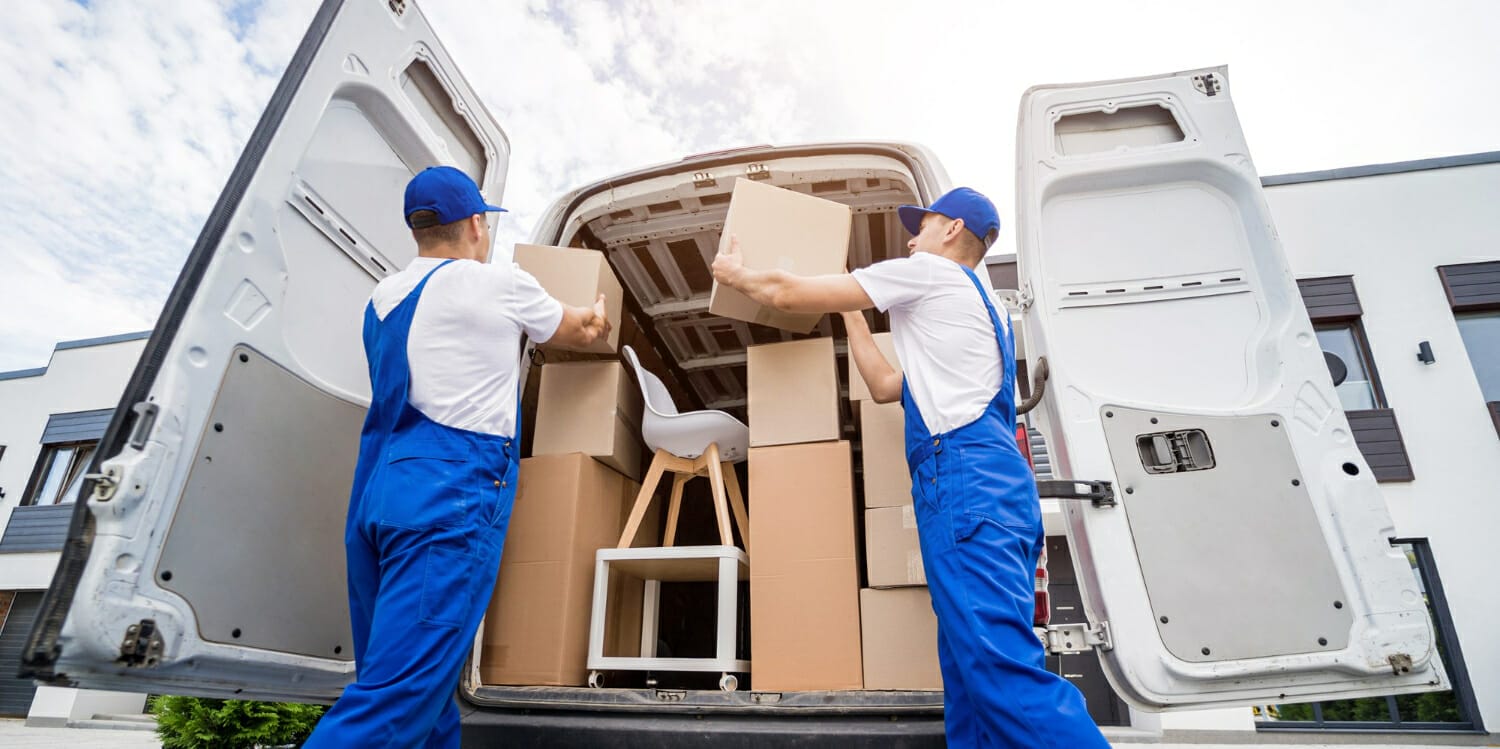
[
  {"x1": 1017, "y1": 67, "x2": 1447, "y2": 710},
  {"x1": 21, "y1": 0, "x2": 508, "y2": 702}
]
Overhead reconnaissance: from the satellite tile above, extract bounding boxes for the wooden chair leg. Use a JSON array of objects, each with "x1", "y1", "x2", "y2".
[
  {"x1": 722, "y1": 462, "x2": 749, "y2": 551},
  {"x1": 618, "y1": 449, "x2": 670, "y2": 548},
  {"x1": 704, "y1": 443, "x2": 734, "y2": 547},
  {"x1": 662, "y1": 473, "x2": 689, "y2": 546}
]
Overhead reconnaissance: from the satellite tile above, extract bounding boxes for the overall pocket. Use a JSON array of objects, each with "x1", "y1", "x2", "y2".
[
  {"x1": 418, "y1": 542, "x2": 475, "y2": 628},
  {"x1": 377, "y1": 440, "x2": 474, "y2": 530}
]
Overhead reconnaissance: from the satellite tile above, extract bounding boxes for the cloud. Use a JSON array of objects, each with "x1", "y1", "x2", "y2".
[{"x1": 1, "y1": 0, "x2": 1498, "y2": 371}]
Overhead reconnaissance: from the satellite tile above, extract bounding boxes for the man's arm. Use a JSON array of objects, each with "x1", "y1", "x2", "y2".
[
  {"x1": 546, "y1": 293, "x2": 611, "y2": 349},
  {"x1": 711, "y1": 236, "x2": 875, "y2": 314},
  {"x1": 841, "y1": 310, "x2": 902, "y2": 403}
]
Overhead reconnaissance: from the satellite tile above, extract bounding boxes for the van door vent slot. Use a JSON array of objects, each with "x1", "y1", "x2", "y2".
[
  {"x1": 812, "y1": 179, "x2": 847, "y2": 195},
  {"x1": 698, "y1": 193, "x2": 731, "y2": 207},
  {"x1": 667, "y1": 239, "x2": 712, "y2": 292},
  {"x1": 1136, "y1": 430, "x2": 1215, "y2": 474},
  {"x1": 610, "y1": 209, "x2": 636, "y2": 222},
  {"x1": 630, "y1": 243, "x2": 672, "y2": 298},
  {"x1": 647, "y1": 200, "x2": 683, "y2": 216}
]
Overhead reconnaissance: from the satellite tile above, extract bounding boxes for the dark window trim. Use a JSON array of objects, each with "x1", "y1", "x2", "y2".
[
  {"x1": 1257, "y1": 538, "x2": 1484, "y2": 734},
  {"x1": 19, "y1": 440, "x2": 97, "y2": 507},
  {"x1": 1438, "y1": 262, "x2": 1500, "y2": 313},
  {"x1": 1488, "y1": 402, "x2": 1500, "y2": 440}
]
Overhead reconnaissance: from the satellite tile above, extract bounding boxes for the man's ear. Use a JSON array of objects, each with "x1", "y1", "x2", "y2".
[{"x1": 947, "y1": 217, "x2": 967, "y2": 243}]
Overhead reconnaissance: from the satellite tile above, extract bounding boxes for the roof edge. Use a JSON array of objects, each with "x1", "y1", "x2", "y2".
[
  {"x1": 1262, "y1": 151, "x2": 1500, "y2": 187},
  {"x1": 0, "y1": 330, "x2": 150, "y2": 382}
]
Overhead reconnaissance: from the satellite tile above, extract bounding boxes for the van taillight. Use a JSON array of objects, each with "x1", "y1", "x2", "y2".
[
  {"x1": 1034, "y1": 544, "x2": 1050, "y2": 627},
  {"x1": 1016, "y1": 425, "x2": 1033, "y2": 469}
]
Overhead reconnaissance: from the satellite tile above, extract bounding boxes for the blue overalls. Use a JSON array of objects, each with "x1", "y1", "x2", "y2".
[
  {"x1": 902, "y1": 264, "x2": 1110, "y2": 748},
  {"x1": 306, "y1": 260, "x2": 519, "y2": 748}
]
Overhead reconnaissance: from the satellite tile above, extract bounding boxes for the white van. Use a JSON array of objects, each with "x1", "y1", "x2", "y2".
[{"x1": 20, "y1": 0, "x2": 1445, "y2": 743}]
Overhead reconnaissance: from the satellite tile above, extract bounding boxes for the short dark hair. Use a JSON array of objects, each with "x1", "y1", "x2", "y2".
[
  {"x1": 955, "y1": 225, "x2": 988, "y2": 263},
  {"x1": 408, "y1": 209, "x2": 465, "y2": 246}
]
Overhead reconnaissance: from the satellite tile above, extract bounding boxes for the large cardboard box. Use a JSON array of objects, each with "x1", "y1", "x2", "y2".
[
  {"x1": 847, "y1": 332, "x2": 901, "y2": 402},
  {"x1": 709, "y1": 179, "x2": 852, "y2": 333},
  {"x1": 859, "y1": 400, "x2": 912, "y2": 508},
  {"x1": 515, "y1": 243, "x2": 624, "y2": 354},
  {"x1": 865, "y1": 505, "x2": 926, "y2": 588},
  {"x1": 480, "y1": 453, "x2": 654, "y2": 686},
  {"x1": 532, "y1": 361, "x2": 644, "y2": 480},
  {"x1": 747, "y1": 338, "x2": 840, "y2": 448},
  {"x1": 860, "y1": 588, "x2": 942, "y2": 690},
  {"x1": 749, "y1": 441, "x2": 863, "y2": 690}
]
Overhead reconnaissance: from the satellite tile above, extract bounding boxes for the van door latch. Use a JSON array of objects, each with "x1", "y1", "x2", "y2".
[
  {"x1": 1044, "y1": 621, "x2": 1112, "y2": 654},
  {"x1": 119, "y1": 619, "x2": 164, "y2": 668},
  {"x1": 1192, "y1": 72, "x2": 1221, "y2": 97},
  {"x1": 1036, "y1": 479, "x2": 1115, "y2": 508}
]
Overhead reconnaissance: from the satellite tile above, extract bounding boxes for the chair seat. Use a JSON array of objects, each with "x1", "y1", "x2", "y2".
[{"x1": 644, "y1": 409, "x2": 749, "y2": 463}]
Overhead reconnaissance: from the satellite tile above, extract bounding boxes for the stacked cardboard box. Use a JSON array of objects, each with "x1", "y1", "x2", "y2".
[
  {"x1": 852, "y1": 368, "x2": 942, "y2": 690},
  {"x1": 481, "y1": 245, "x2": 656, "y2": 687},
  {"x1": 747, "y1": 338, "x2": 864, "y2": 691}
]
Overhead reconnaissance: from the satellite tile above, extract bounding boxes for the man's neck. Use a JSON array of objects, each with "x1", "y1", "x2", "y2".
[
  {"x1": 919, "y1": 247, "x2": 981, "y2": 269},
  {"x1": 418, "y1": 245, "x2": 473, "y2": 261}
]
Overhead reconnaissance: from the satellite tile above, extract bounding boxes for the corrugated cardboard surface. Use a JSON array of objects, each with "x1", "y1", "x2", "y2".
[
  {"x1": 533, "y1": 361, "x2": 644, "y2": 480},
  {"x1": 749, "y1": 442, "x2": 863, "y2": 690},
  {"x1": 514, "y1": 243, "x2": 624, "y2": 353},
  {"x1": 865, "y1": 505, "x2": 926, "y2": 588},
  {"x1": 847, "y1": 332, "x2": 901, "y2": 402},
  {"x1": 480, "y1": 453, "x2": 649, "y2": 686},
  {"x1": 859, "y1": 587, "x2": 942, "y2": 690},
  {"x1": 708, "y1": 179, "x2": 852, "y2": 333},
  {"x1": 747, "y1": 338, "x2": 840, "y2": 448},
  {"x1": 859, "y1": 400, "x2": 912, "y2": 508}
]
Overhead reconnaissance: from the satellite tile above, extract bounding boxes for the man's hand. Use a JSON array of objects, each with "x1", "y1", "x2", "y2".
[
  {"x1": 549, "y1": 293, "x2": 612, "y2": 349},
  {"x1": 711, "y1": 235, "x2": 746, "y2": 288},
  {"x1": 587, "y1": 293, "x2": 611, "y2": 339}
]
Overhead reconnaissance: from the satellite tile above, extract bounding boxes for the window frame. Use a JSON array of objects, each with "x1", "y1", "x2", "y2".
[
  {"x1": 20, "y1": 439, "x2": 99, "y2": 507},
  {"x1": 1438, "y1": 263, "x2": 1500, "y2": 438},
  {"x1": 1313, "y1": 319, "x2": 1389, "y2": 410}
]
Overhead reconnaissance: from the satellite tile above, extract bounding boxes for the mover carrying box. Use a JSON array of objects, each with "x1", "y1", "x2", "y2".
[
  {"x1": 859, "y1": 588, "x2": 942, "y2": 690},
  {"x1": 531, "y1": 360, "x2": 644, "y2": 480},
  {"x1": 746, "y1": 338, "x2": 840, "y2": 448},
  {"x1": 847, "y1": 331, "x2": 901, "y2": 402},
  {"x1": 708, "y1": 179, "x2": 852, "y2": 333},
  {"x1": 480, "y1": 453, "x2": 654, "y2": 686},
  {"x1": 748, "y1": 441, "x2": 863, "y2": 690},
  {"x1": 514, "y1": 243, "x2": 624, "y2": 354},
  {"x1": 859, "y1": 400, "x2": 912, "y2": 508},
  {"x1": 865, "y1": 505, "x2": 926, "y2": 588}
]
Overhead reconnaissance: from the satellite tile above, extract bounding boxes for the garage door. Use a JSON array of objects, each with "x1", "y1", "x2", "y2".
[{"x1": 0, "y1": 592, "x2": 43, "y2": 717}]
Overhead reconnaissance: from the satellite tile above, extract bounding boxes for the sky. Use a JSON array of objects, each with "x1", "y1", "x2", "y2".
[{"x1": 1, "y1": 0, "x2": 1498, "y2": 371}]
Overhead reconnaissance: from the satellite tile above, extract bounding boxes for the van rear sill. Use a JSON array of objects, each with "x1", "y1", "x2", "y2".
[{"x1": 467, "y1": 685, "x2": 943, "y2": 716}]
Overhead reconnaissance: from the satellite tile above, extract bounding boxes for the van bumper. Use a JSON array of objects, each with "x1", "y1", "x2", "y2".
[{"x1": 459, "y1": 705, "x2": 946, "y2": 747}]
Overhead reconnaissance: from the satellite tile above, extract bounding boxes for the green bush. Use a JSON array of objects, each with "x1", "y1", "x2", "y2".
[{"x1": 150, "y1": 694, "x2": 325, "y2": 749}]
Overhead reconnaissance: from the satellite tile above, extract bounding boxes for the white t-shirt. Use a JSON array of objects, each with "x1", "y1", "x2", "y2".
[
  {"x1": 851, "y1": 252, "x2": 1005, "y2": 435},
  {"x1": 369, "y1": 256, "x2": 563, "y2": 437}
]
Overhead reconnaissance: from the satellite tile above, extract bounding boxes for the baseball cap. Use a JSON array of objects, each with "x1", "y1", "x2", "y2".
[
  {"x1": 403, "y1": 166, "x2": 505, "y2": 228},
  {"x1": 897, "y1": 187, "x2": 1000, "y2": 248}
]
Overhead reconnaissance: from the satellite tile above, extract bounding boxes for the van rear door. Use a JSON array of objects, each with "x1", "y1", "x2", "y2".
[
  {"x1": 21, "y1": 0, "x2": 507, "y2": 701},
  {"x1": 1017, "y1": 67, "x2": 1447, "y2": 710}
]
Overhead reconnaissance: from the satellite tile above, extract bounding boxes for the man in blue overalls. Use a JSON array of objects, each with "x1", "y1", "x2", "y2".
[
  {"x1": 712, "y1": 187, "x2": 1108, "y2": 748},
  {"x1": 305, "y1": 166, "x2": 610, "y2": 748}
]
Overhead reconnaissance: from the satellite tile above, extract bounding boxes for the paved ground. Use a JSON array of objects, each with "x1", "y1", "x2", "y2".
[{"x1": 2, "y1": 719, "x2": 1495, "y2": 748}]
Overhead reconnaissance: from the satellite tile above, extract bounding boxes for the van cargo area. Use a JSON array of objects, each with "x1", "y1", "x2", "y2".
[{"x1": 466, "y1": 149, "x2": 953, "y2": 725}]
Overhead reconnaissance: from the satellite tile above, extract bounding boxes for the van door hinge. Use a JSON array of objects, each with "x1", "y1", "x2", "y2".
[
  {"x1": 693, "y1": 172, "x2": 717, "y2": 189},
  {"x1": 745, "y1": 163, "x2": 770, "y2": 181},
  {"x1": 1192, "y1": 72, "x2": 1221, "y2": 97},
  {"x1": 1018, "y1": 283, "x2": 1034, "y2": 310},
  {"x1": 86, "y1": 466, "x2": 121, "y2": 502},
  {"x1": 1388, "y1": 653, "x2": 1413, "y2": 676},
  {"x1": 1045, "y1": 621, "x2": 1112, "y2": 654},
  {"x1": 1036, "y1": 479, "x2": 1116, "y2": 508},
  {"x1": 118, "y1": 620, "x2": 164, "y2": 668}
]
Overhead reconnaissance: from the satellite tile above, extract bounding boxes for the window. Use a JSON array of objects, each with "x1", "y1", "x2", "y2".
[
  {"x1": 1437, "y1": 262, "x2": 1500, "y2": 437},
  {"x1": 23, "y1": 441, "x2": 97, "y2": 506},
  {"x1": 1315, "y1": 322, "x2": 1384, "y2": 411},
  {"x1": 1257, "y1": 539, "x2": 1483, "y2": 732}
]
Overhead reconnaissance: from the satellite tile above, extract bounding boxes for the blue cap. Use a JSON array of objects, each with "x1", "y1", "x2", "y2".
[
  {"x1": 897, "y1": 187, "x2": 1000, "y2": 248},
  {"x1": 403, "y1": 166, "x2": 505, "y2": 228}
]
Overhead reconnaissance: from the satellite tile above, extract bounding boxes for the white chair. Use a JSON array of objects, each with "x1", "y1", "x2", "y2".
[{"x1": 617, "y1": 345, "x2": 749, "y2": 550}]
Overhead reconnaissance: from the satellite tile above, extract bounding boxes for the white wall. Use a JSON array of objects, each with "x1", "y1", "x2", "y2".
[
  {"x1": 26, "y1": 685, "x2": 146, "y2": 727},
  {"x1": 1265, "y1": 159, "x2": 1500, "y2": 728},
  {"x1": 0, "y1": 337, "x2": 146, "y2": 538}
]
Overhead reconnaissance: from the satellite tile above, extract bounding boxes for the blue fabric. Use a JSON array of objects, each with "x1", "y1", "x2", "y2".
[
  {"x1": 897, "y1": 187, "x2": 1001, "y2": 248},
  {"x1": 403, "y1": 166, "x2": 505, "y2": 228},
  {"x1": 305, "y1": 260, "x2": 519, "y2": 749},
  {"x1": 900, "y1": 263, "x2": 1109, "y2": 748}
]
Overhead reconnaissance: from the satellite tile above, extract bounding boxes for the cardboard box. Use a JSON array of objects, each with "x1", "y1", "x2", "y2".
[
  {"x1": 749, "y1": 442, "x2": 863, "y2": 690},
  {"x1": 515, "y1": 243, "x2": 624, "y2": 353},
  {"x1": 709, "y1": 179, "x2": 852, "y2": 333},
  {"x1": 480, "y1": 453, "x2": 654, "y2": 686},
  {"x1": 747, "y1": 338, "x2": 840, "y2": 448},
  {"x1": 859, "y1": 400, "x2": 912, "y2": 508},
  {"x1": 865, "y1": 505, "x2": 926, "y2": 587},
  {"x1": 847, "y1": 332, "x2": 901, "y2": 402},
  {"x1": 532, "y1": 361, "x2": 644, "y2": 480},
  {"x1": 860, "y1": 588, "x2": 942, "y2": 690}
]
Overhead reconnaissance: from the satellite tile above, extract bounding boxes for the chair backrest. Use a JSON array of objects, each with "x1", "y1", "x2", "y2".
[{"x1": 622, "y1": 345, "x2": 679, "y2": 417}]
